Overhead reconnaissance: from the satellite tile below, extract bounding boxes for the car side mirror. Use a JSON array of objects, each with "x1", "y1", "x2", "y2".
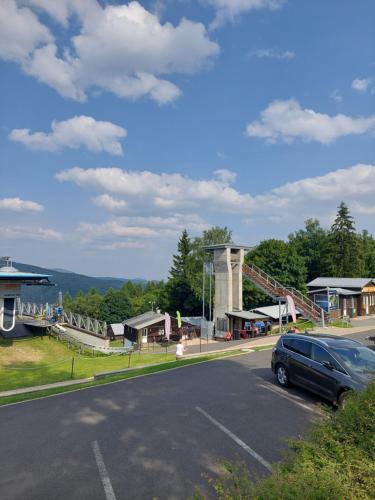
[{"x1": 323, "y1": 360, "x2": 334, "y2": 370}]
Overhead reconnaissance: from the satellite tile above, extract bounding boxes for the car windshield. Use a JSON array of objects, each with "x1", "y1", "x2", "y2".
[{"x1": 330, "y1": 345, "x2": 375, "y2": 374}]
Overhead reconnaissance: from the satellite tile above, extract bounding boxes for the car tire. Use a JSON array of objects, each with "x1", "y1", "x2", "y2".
[
  {"x1": 276, "y1": 364, "x2": 289, "y2": 387},
  {"x1": 337, "y1": 390, "x2": 351, "y2": 408}
]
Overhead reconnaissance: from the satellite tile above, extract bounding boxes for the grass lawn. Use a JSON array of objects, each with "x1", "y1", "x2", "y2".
[
  {"x1": 0, "y1": 336, "x2": 176, "y2": 392},
  {"x1": 329, "y1": 320, "x2": 353, "y2": 328},
  {"x1": 0, "y1": 349, "x2": 245, "y2": 406}
]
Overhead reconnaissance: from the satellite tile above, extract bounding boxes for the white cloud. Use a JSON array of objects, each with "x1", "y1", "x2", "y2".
[
  {"x1": 1, "y1": 225, "x2": 63, "y2": 241},
  {"x1": 330, "y1": 89, "x2": 343, "y2": 103},
  {"x1": 245, "y1": 98, "x2": 375, "y2": 144},
  {"x1": 246, "y1": 164, "x2": 375, "y2": 223},
  {"x1": 58, "y1": 162, "x2": 375, "y2": 248},
  {"x1": 351, "y1": 77, "x2": 372, "y2": 93},
  {"x1": 2, "y1": 1, "x2": 219, "y2": 104},
  {"x1": 249, "y1": 48, "x2": 295, "y2": 60},
  {"x1": 78, "y1": 221, "x2": 160, "y2": 239},
  {"x1": 76, "y1": 212, "x2": 209, "y2": 250},
  {"x1": 9, "y1": 116, "x2": 127, "y2": 156},
  {"x1": 0, "y1": 0, "x2": 52, "y2": 62},
  {"x1": 56, "y1": 167, "x2": 254, "y2": 214},
  {"x1": 92, "y1": 194, "x2": 128, "y2": 211},
  {"x1": 207, "y1": 0, "x2": 285, "y2": 29},
  {"x1": 0, "y1": 197, "x2": 44, "y2": 212},
  {"x1": 97, "y1": 241, "x2": 147, "y2": 251},
  {"x1": 213, "y1": 169, "x2": 237, "y2": 183}
]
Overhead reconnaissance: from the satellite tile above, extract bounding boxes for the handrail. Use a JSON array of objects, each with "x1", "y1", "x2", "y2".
[{"x1": 243, "y1": 263, "x2": 327, "y2": 321}]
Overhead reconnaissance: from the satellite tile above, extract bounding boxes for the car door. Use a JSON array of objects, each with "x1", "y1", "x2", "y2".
[
  {"x1": 308, "y1": 344, "x2": 341, "y2": 400},
  {"x1": 284, "y1": 339, "x2": 313, "y2": 389}
]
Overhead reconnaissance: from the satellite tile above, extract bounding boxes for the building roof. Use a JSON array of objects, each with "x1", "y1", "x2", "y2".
[
  {"x1": 123, "y1": 311, "x2": 165, "y2": 330},
  {"x1": 203, "y1": 244, "x2": 252, "y2": 252},
  {"x1": 307, "y1": 277, "x2": 375, "y2": 289},
  {"x1": 251, "y1": 304, "x2": 302, "y2": 320},
  {"x1": 0, "y1": 264, "x2": 51, "y2": 282},
  {"x1": 226, "y1": 310, "x2": 269, "y2": 321},
  {"x1": 308, "y1": 287, "x2": 361, "y2": 296},
  {"x1": 109, "y1": 323, "x2": 124, "y2": 336},
  {"x1": 181, "y1": 316, "x2": 202, "y2": 327}
]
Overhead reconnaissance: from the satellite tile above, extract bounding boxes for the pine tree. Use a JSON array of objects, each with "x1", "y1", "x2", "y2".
[
  {"x1": 166, "y1": 230, "x2": 200, "y2": 315},
  {"x1": 327, "y1": 202, "x2": 361, "y2": 277}
]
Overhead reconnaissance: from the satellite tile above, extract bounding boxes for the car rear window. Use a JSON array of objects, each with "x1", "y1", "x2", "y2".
[{"x1": 283, "y1": 338, "x2": 312, "y2": 358}]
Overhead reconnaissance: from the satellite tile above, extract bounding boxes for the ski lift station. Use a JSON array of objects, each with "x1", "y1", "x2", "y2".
[{"x1": 0, "y1": 258, "x2": 51, "y2": 333}]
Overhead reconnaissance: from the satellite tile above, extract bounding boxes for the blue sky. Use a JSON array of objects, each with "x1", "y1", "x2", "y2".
[{"x1": 0, "y1": 0, "x2": 374, "y2": 279}]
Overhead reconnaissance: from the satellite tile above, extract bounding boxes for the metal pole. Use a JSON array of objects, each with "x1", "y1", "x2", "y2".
[
  {"x1": 279, "y1": 299, "x2": 282, "y2": 334},
  {"x1": 202, "y1": 261, "x2": 205, "y2": 320}
]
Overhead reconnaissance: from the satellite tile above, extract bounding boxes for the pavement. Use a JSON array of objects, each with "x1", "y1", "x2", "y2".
[{"x1": 0, "y1": 329, "x2": 373, "y2": 500}]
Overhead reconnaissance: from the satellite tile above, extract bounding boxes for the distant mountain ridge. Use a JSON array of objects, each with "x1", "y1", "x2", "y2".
[{"x1": 14, "y1": 262, "x2": 147, "y2": 304}]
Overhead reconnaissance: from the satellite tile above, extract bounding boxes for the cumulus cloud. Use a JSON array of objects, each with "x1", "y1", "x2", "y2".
[
  {"x1": 207, "y1": 0, "x2": 285, "y2": 29},
  {"x1": 9, "y1": 116, "x2": 127, "y2": 156},
  {"x1": 245, "y1": 98, "x2": 375, "y2": 144},
  {"x1": 0, "y1": 197, "x2": 44, "y2": 212},
  {"x1": 249, "y1": 48, "x2": 295, "y2": 60},
  {"x1": 76, "y1": 212, "x2": 209, "y2": 250},
  {"x1": 2, "y1": 0, "x2": 219, "y2": 104},
  {"x1": 0, "y1": 225, "x2": 63, "y2": 241},
  {"x1": 247, "y1": 164, "x2": 375, "y2": 223},
  {"x1": 0, "y1": 0, "x2": 52, "y2": 62},
  {"x1": 351, "y1": 77, "x2": 372, "y2": 93},
  {"x1": 57, "y1": 163, "x2": 375, "y2": 248},
  {"x1": 56, "y1": 167, "x2": 254, "y2": 214},
  {"x1": 92, "y1": 194, "x2": 128, "y2": 211}
]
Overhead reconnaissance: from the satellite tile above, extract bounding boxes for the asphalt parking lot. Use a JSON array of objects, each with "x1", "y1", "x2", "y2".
[{"x1": 0, "y1": 331, "x2": 373, "y2": 499}]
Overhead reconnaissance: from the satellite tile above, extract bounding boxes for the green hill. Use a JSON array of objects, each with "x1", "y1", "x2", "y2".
[{"x1": 14, "y1": 262, "x2": 146, "y2": 304}]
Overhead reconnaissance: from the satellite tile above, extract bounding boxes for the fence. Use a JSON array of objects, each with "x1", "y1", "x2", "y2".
[{"x1": 61, "y1": 311, "x2": 107, "y2": 337}]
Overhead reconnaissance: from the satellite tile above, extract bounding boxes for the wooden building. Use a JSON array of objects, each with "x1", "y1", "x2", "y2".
[
  {"x1": 123, "y1": 311, "x2": 200, "y2": 346},
  {"x1": 307, "y1": 277, "x2": 375, "y2": 318}
]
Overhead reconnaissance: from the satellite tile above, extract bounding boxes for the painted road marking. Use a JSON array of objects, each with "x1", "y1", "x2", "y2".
[
  {"x1": 196, "y1": 406, "x2": 272, "y2": 472},
  {"x1": 91, "y1": 440, "x2": 117, "y2": 500},
  {"x1": 254, "y1": 379, "x2": 321, "y2": 415}
]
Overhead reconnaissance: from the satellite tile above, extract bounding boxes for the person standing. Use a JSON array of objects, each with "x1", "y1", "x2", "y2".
[{"x1": 176, "y1": 339, "x2": 184, "y2": 360}]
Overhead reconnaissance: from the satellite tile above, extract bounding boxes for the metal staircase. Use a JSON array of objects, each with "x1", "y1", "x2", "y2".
[{"x1": 243, "y1": 263, "x2": 328, "y2": 325}]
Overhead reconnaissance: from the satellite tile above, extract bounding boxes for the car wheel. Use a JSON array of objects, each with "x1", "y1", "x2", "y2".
[
  {"x1": 337, "y1": 390, "x2": 351, "y2": 408},
  {"x1": 276, "y1": 364, "x2": 289, "y2": 387}
]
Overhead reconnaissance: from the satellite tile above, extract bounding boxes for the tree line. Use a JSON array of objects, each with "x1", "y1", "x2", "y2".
[{"x1": 64, "y1": 202, "x2": 375, "y2": 322}]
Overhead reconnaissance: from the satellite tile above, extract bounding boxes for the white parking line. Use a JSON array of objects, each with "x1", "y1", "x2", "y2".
[
  {"x1": 256, "y1": 382, "x2": 320, "y2": 414},
  {"x1": 196, "y1": 406, "x2": 272, "y2": 472},
  {"x1": 91, "y1": 440, "x2": 117, "y2": 500}
]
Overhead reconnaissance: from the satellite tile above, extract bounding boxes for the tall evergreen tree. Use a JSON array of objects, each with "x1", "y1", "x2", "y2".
[
  {"x1": 327, "y1": 202, "x2": 362, "y2": 277},
  {"x1": 166, "y1": 230, "x2": 200, "y2": 315}
]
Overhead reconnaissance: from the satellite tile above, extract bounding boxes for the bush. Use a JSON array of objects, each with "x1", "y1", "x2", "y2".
[{"x1": 207, "y1": 382, "x2": 375, "y2": 499}]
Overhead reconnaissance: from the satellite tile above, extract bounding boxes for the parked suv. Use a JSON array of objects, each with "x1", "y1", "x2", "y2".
[{"x1": 271, "y1": 334, "x2": 375, "y2": 405}]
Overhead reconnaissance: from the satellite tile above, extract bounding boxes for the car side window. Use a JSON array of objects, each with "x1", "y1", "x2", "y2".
[
  {"x1": 292, "y1": 339, "x2": 312, "y2": 358},
  {"x1": 311, "y1": 344, "x2": 345, "y2": 373},
  {"x1": 283, "y1": 338, "x2": 312, "y2": 358}
]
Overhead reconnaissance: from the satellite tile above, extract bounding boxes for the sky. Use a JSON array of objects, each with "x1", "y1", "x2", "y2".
[{"x1": 0, "y1": 0, "x2": 374, "y2": 280}]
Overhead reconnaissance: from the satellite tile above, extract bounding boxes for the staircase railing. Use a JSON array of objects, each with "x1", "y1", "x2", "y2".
[{"x1": 243, "y1": 263, "x2": 327, "y2": 323}]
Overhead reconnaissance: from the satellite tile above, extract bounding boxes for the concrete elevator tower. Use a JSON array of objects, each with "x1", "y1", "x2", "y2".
[{"x1": 204, "y1": 244, "x2": 250, "y2": 331}]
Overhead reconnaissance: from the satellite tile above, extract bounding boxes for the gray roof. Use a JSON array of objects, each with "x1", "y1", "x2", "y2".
[
  {"x1": 203, "y1": 244, "x2": 252, "y2": 251},
  {"x1": 251, "y1": 304, "x2": 302, "y2": 320},
  {"x1": 307, "y1": 277, "x2": 375, "y2": 289},
  {"x1": 226, "y1": 310, "x2": 270, "y2": 321},
  {"x1": 123, "y1": 311, "x2": 165, "y2": 330},
  {"x1": 109, "y1": 324, "x2": 124, "y2": 336},
  {"x1": 308, "y1": 287, "x2": 361, "y2": 296}
]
